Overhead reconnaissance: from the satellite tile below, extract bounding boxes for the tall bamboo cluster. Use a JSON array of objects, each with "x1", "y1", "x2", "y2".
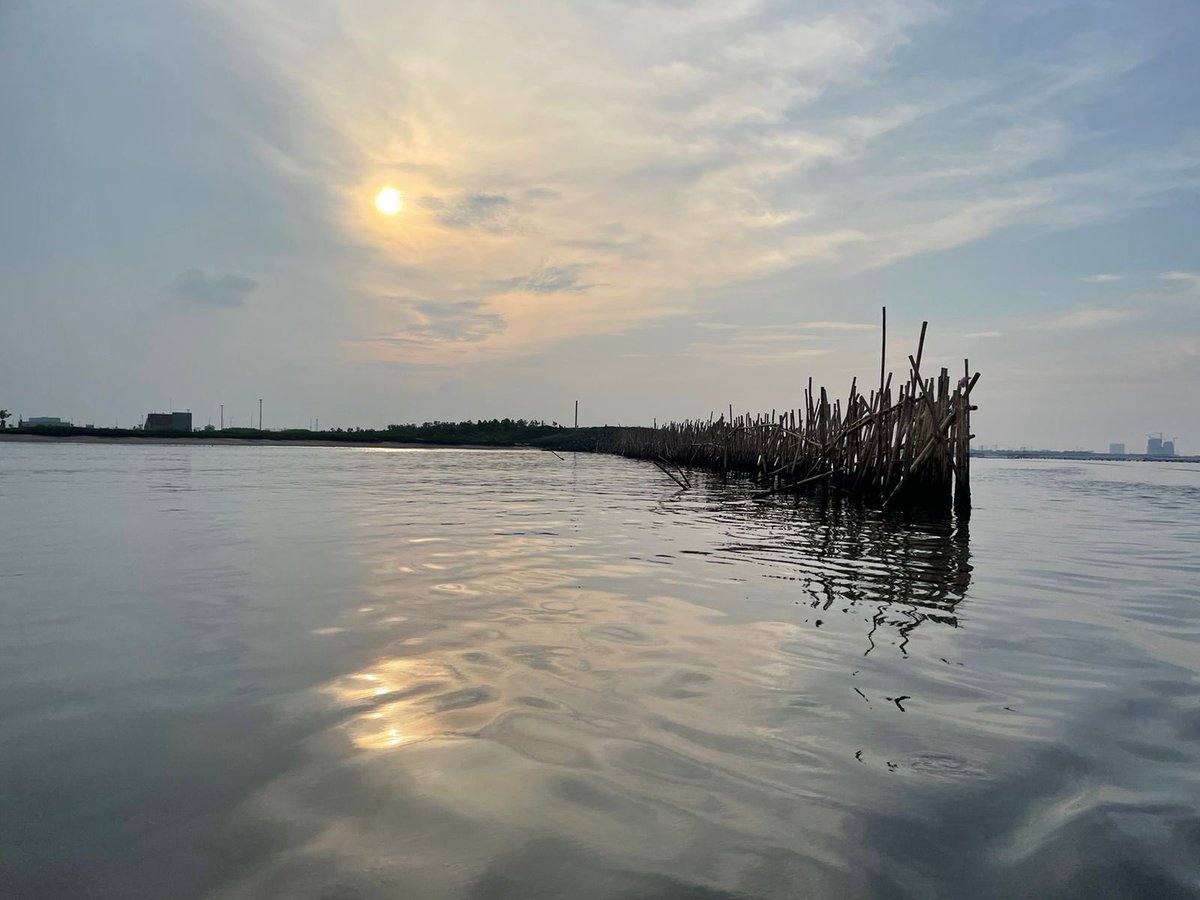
[{"x1": 595, "y1": 316, "x2": 979, "y2": 515}]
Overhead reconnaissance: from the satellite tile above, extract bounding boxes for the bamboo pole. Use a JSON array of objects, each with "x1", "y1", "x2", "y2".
[{"x1": 580, "y1": 316, "x2": 974, "y2": 513}]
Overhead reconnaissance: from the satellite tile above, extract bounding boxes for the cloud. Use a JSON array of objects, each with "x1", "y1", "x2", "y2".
[
  {"x1": 206, "y1": 0, "x2": 1200, "y2": 369},
  {"x1": 678, "y1": 324, "x2": 837, "y2": 366},
  {"x1": 556, "y1": 237, "x2": 644, "y2": 258},
  {"x1": 680, "y1": 341, "x2": 833, "y2": 366},
  {"x1": 789, "y1": 321, "x2": 877, "y2": 332},
  {"x1": 353, "y1": 295, "x2": 507, "y2": 363},
  {"x1": 1158, "y1": 271, "x2": 1200, "y2": 291},
  {"x1": 388, "y1": 297, "x2": 503, "y2": 343},
  {"x1": 1080, "y1": 274, "x2": 1125, "y2": 283},
  {"x1": 428, "y1": 193, "x2": 518, "y2": 233},
  {"x1": 9, "y1": 0, "x2": 1200, "y2": 453},
  {"x1": 493, "y1": 264, "x2": 594, "y2": 294},
  {"x1": 699, "y1": 320, "x2": 873, "y2": 333},
  {"x1": 963, "y1": 331, "x2": 1003, "y2": 338},
  {"x1": 1027, "y1": 308, "x2": 1136, "y2": 331},
  {"x1": 168, "y1": 268, "x2": 257, "y2": 308}
]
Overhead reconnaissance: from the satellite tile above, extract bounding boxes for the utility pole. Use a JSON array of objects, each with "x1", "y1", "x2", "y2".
[
  {"x1": 258, "y1": 399, "x2": 263, "y2": 431},
  {"x1": 574, "y1": 400, "x2": 578, "y2": 429},
  {"x1": 220, "y1": 404, "x2": 224, "y2": 430}
]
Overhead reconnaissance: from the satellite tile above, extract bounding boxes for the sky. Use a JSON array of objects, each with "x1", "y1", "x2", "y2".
[{"x1": 2, "y1": 0, "x2": 1198, "y2": 450}]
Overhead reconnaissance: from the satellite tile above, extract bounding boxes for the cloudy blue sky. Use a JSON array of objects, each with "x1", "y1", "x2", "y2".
[{"x1": 2, "y1": 0, "x2": 1198, "y2": 449}]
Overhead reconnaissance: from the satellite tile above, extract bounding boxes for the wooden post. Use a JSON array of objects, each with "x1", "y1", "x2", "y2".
[
  {"x1": 955, "y1": 359, "x2": 973, "y2": 520},
  {"x1": 879, "y1": 306, "x2": 887, "y2": 397},
  {"x1": 583, "y1": 322, "x2": 976, "y2": 512},
  {"x1": 914, "y1": 322, "x2": 928, "y2": 384}
]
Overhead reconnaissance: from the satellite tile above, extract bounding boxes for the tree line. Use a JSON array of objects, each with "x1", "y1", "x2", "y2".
[{"x1": 2, "y1": 417, "x2": 581, "y2": 447}]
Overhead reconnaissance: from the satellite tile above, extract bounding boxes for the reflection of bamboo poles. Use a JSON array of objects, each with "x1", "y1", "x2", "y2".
[
  {"x1": 689, "y1": 481, "x2": 973, "y2": 654},
  {"x1": 593, "y1": 313, "x2": 979, "y2": 514},
  {"x1": 653, "y1": 458, "x2": 690, "y2": 491}
]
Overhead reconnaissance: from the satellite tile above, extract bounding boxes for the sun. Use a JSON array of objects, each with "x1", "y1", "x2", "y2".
[{"x1": 375, "y1": 187, "x2": 402, "y2": 216}]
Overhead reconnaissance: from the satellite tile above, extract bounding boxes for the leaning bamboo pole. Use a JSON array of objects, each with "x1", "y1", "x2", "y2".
[{"x1": 589, "y1": 313, "x2": 979, "y2": 514}]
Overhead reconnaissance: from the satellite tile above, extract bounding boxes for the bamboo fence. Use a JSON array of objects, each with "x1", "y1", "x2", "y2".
[{"x1": 593, "y1": 315, "x2": 979, "y2": 515}]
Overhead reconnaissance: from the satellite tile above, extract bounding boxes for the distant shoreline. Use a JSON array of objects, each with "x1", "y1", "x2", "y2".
[
  {"x1": 971, "y1": 450, "x2": 1200, "y2": 464},
  {"x1": 0, "y1": 433, "x2": 529, "y2": 451}
]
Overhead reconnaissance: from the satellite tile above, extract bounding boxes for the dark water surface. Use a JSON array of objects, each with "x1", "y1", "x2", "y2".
[{"x1": 2, "y1": 444, "x2": 1198, "y2": 899}]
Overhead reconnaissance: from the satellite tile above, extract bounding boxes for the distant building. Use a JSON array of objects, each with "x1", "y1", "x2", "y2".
[
  {"x1": 1147, "y1": 436, "x2": 1164, "y2": 456},
  {"x1": 20, "y1": 416, "x2": 71, "y2": 427},
  {"x1": 1108, "y1": 443, "x2": 1125, "y2": 455},
  {"x1": 1162, "y1": 440, "x2": 1175, "y2": 457},
  {"x1": 144, "y1": 411, "x2": 193, "y2": 432}
]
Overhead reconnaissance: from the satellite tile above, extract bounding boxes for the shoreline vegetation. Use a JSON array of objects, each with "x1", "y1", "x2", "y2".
[{"x1": 0, "y1": 420, "x2": 586, "y2": 450}]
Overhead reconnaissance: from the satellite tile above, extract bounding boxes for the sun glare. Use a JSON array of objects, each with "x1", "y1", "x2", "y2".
[{"x1": 375, "y1": 187, "x2": 402, "y2": 216}]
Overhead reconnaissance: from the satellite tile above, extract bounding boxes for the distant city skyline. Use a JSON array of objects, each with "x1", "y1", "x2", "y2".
[{"x1": 3, "y1": 1, "x2": 1198, "y2": 450}]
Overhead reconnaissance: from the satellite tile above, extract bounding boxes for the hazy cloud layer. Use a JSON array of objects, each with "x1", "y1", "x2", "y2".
[
  {"x1": 425, "y1": 193, "x2": 518, "y2": 233},
  {"x1": 380, "y1": 297, "x2": 505, "y2": 344},
  {"x1": 2, "y1": 0, "x2": 1198, "y2": 448},
  {"x1": 493, "y1": 265, "x2": 593, "y2": 295},
  {"x1": 169, "y1": 269, "x2": 258, "y2": 308},
  {"x1": 1158, "y1": 271, "x2": 1200, "y2": 291},
  {"x1": 1027, "y1": 308, "x2": 1138, "y2": 331}
]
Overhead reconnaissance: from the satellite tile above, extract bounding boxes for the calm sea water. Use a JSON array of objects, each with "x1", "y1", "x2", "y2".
[{"x1": 1, "y1": 442, "x2": 1198, "y2": 899}]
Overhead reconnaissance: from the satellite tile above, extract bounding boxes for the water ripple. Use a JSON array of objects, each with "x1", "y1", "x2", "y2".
[{"x1": 2, "y1": 446, "x2": 1198, "y2": 899}]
